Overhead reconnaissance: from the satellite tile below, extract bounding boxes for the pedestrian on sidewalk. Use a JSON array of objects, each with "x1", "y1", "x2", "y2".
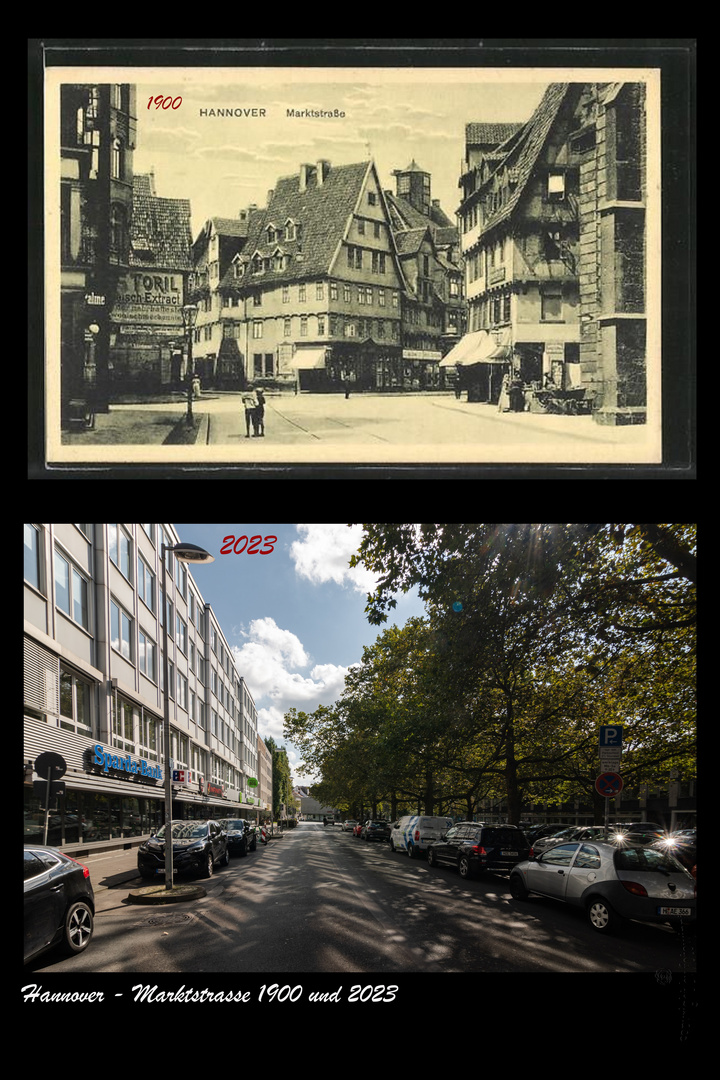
[
  {"x1": 254, "y1": 388, "x2": 266, "y2": 437},
  {"x1": 242, "y1": 385, "x2": 258, "y2": 438}
]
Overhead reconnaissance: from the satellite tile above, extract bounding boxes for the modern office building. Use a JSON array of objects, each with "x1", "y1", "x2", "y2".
[{"x1": 23, "y1": 524, "x2": 265, "y2": 854}]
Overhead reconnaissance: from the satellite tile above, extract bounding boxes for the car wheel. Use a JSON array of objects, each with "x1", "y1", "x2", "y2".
[
  {"x1": 61, "y1": 900, "x2": 94, "y2": 955},
  {"x1": 407, "y1": 843, "x2": 416, "y2": 858},
  {"x1": 427, "y1": 848, "x2": 436, "y2": 868},
  {"x1": 202, "y1": 851, "x2": 214, "y2": 878},
  {"x1": 587, "y1": 897, "x2": 619, "y2": 933},
  {"x1": 221, "y1": 847, "x2": 230, "y2": 867},
  {"x1": 509, "y1": 873, "x2": 528, "y2": 900},
  {"x1": 458, "y1": 855, "x2": 473, "y2": 879}
]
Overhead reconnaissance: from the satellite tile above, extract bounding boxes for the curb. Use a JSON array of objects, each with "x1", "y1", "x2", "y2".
[{"x1": 126, "y1": 883, "x2": 207, "y2": 905}]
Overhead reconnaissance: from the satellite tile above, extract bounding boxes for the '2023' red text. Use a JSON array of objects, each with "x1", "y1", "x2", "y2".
[{"x1": 220, "y1": 535, "x2": 277, "y2": 555}]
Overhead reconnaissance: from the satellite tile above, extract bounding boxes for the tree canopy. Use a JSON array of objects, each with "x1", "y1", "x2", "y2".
[{"x1": 284, "y1": 525, "x2": 696, "y2": 824}]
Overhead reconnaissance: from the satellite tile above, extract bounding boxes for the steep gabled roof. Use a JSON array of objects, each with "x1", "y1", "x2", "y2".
[
  {"x1": 130, "y1": 174, "x2": 193, "y2": 269},
  {"x1": 465, "y1": 122, "x2": 524, "y2": 147},
  {"x1": 239, "y1": 160, "x2": 372, "y2": 286},
  {"x1": 477, "y1": 83, "x2": 574, "y2": 236}
]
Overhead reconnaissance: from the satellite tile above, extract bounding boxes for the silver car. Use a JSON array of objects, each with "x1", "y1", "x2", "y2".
[{"x1": 509, "y1": 840, "x2": 696, "y2": 934}]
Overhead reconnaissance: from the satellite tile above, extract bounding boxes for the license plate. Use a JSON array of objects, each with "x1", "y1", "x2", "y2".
[
  {"x1": 657, "y1": 906, "x2": 691, "y2": 916},
  {"x1": 155, "y1": 868, "x2": 177, "y2": 875},
  {"x1": 502, "y1": 851, "x2": 518, "y2": 856}
]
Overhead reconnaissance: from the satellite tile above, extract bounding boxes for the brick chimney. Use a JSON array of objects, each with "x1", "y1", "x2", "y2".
[
  {"x1": 299, "y1": 163, "x2": 315, "y2": 192},
  {"x1": 316, "y1": 159, "x2": 331, "y2": 185}
]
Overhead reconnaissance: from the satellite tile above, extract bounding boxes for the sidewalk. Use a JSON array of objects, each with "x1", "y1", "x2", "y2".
[{"x1": 61, "y1": 398, "x2": 209, "y2": 446}]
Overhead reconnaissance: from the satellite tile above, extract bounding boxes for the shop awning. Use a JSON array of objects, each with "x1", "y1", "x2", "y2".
[
  {"x1": 486, "y1": 327, "x2": 512, "y2": 360},
  {"x1": 439, "y1": 330, "x2": 490, "y2": 366},
  {"x1": 293, "y1": 348, "x2": 327, "y2": 369}
]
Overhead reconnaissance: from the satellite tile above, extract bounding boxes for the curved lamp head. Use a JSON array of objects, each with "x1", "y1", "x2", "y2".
[{"x1": 169, "y1": 542, "x2": 215, "y2": 565}]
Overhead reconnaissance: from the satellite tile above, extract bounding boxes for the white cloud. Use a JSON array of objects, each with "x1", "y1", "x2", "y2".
[
  {"x1": 232, "y1": 615, "x2": 351, "y2": 737},
  {"x1": 290, "y1": 524, "x2": 377, "y2": 593}
]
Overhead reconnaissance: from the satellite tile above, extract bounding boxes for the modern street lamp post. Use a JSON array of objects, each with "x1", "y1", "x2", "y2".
[{"x1": 161, "y1": 539, "x2": 214, "y2": 891}]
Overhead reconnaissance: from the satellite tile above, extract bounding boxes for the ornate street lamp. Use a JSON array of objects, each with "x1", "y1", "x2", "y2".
[
  {"x1": 181, "y1": 303, "x2": 199, "y2": 425},
  {"x1": 161, "y1": 539, "x2": 214, "y2": 891}
]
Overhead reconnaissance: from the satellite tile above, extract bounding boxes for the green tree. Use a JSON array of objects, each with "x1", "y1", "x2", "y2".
[
  {"x1": 349, "y1": 524, "x2": 696, "y2": 823},
  {"x1": 264, "y1": 736, "x2": 295, "y2": 820}
]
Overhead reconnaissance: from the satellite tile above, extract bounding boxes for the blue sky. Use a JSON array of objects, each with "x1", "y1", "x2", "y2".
[{"x1": 174, "y1": 524, "x2": 424, "y2": 785}]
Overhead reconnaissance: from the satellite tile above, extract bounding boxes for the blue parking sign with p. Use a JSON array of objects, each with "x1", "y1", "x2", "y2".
[{"x1": 599, "y1": 726, "x2": 623, "y2": 747}]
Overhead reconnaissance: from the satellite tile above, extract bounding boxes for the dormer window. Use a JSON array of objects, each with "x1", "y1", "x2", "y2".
[{"x1": 285, "y1": 219, "x2": 297, "y2": 241}]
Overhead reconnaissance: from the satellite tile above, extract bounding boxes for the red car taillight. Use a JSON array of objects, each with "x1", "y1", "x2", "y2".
[
  {"x1": 621, "y1": 880, "x2": 648, "y2": 897},
  {"x1": 63, "y1": 854, "x2": 90, "y2": 879},
  {"x1": 414, "y1": 829, "x2": 420, "y2": 841},
  {"x1": 470, "y1": 846, "x2": 487, "y2": 856}
]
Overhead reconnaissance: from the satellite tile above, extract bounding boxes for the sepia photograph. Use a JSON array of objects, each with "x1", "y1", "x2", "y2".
[{"x1": 36, "y1": 42, "x2": 692, "y2": 474}]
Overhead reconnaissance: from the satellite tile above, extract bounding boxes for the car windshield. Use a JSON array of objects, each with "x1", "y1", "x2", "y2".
[
  {"x1": 368, "y1": 821, "x2": 386, "y2": 827},
  {"x1": 157, "y1": 822, "x2": 209, "y2": 840},
  {"x1": 614, "y1": 846, "x2": 687, "y2": 874},
  {"x1": 224, "y1": 821, "x2": 246, "y2": 829}
]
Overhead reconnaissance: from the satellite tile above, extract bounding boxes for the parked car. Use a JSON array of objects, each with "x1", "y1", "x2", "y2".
[
  {"x1": 362, "y1": 820, "x2": 391, "y2": 841},
  {"x1": 353, "y1": 823, "x2": 365, "y2": 837},
  {"x1": 390, "y1": 815, "x2": 454, "y2": 858},
  {"x1": 651, "y1": 838, "x2": 697, "y2": 876},
  {"x1": 611, "y1": 822, "x2": 666, "y2": 843},
  {"x1": 426, "y1": 824, "x2": 530, "y2": 878},
  {"x1": 342, "y1": 820, "x2": 358, "y2": 832},
  {"x1": 222, "y1": 819, "x2": 257, "y2": 856},
  {"x1": 525, "y1": 823, "x2": 576, "y2": 845},
  {"x1": 531, "y1": 827, "x2": 580, "y2": 854},
  {"x1": 531, "y1": 825, "x2": 610, "y2": 854},
  {"x1": 24, "y1": 846, "x2": 95, "y2": 963},
  {"x1": 137, "y1": 819, "x2": 229, "y2": 880},
  {"x1": 509, "y1": 840, "x2": 696, "y2": 934}
]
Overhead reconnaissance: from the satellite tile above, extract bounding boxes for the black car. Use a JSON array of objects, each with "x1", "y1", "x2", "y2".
[
  {"x1": 137, "y1": 820, "x2": 229, "y2": 880},
  {"x1": 24, "y1": 846, "x2": 95, "y2": 964},
  {"x1": 362, "y1": 820, "x2": 391, "y2": 841},
  {"x1": 222, "y1": 819, "x2": 257, "y2": 856},
  {"x1": 427, "y1": 824, "x2": 530, "y2": 878}
]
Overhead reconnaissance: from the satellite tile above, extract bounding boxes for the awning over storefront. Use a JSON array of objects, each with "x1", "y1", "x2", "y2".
[
  {"x1": 486, "y1": 327, "x2": 512, "y2": 360},
  {"x1": 439, "y1": 330, "x2": 490, "y2": 367},
  {"x1": 293, "y1": 348, "x2": 327, "y2": 369}
]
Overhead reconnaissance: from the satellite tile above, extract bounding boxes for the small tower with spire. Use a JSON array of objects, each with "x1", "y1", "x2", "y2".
[{"x1": 392, "y1": 159, "x2": 432, "y2": 216}]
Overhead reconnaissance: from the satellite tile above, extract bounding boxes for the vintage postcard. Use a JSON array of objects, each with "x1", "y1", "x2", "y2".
[{"x1": 42, "y1": 56, "x2": 668, "y2": 469}]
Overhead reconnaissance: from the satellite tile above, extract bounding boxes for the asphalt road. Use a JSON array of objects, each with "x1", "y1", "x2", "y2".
[{"x1": 26, "y1": 823, "x2": 696, "y2": 978}]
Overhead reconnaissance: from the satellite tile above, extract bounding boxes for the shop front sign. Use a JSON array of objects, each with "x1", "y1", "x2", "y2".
[{"x1": 83, "y1": 743, "x2": 163, "y2": 784}]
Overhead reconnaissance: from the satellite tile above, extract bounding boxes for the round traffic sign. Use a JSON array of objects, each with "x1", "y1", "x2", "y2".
[
  {"x1": 34, "y1": 751, "x2": 67, "y2": 779},
  {"x1": 595, "y1": 772, "x2": 623, "y2": 797}
]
